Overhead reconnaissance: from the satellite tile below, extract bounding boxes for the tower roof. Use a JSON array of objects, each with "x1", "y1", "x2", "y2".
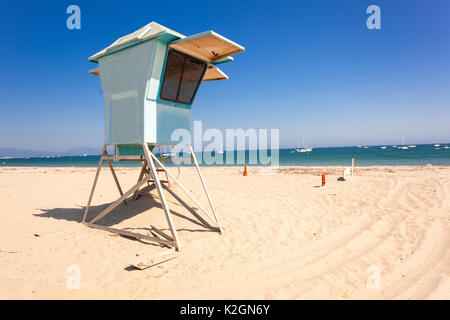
[{"x1": 88, "y1": 22, "x2": 184, "y2": 63}]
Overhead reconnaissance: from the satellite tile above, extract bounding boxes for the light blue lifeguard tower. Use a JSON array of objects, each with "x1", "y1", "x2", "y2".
[{"x1": 83, "y1": 22, "x2": 244, "y2": 250}]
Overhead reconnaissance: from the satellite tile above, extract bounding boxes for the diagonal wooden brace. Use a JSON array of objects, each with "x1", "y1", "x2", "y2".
[
  {"x1": 88, "y1": 173, "x2": 153, "y2": 224},
  {"x1": 147, "y1": 151, "x2": 221, "y2": 231}
]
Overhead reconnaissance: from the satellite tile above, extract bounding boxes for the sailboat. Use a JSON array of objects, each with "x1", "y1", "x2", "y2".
[
  {"x1": 398, "y1": 136, "x2": 408, "y2": 149},
  {"x1": 407, "y1": 137, "x2": 416, "y2": 148},
  {"x1": 296, "y1": 136, "x2": 313, "y2": 152},
  {"x1": 380, "y1": 140, "x2": 387, "y2": 149},
  {"x1": 434, "y1": 137, "x2": 440, "y2": 147}
]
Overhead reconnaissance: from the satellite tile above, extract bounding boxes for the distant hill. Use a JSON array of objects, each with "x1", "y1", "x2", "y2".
[{"x1": 0, "y1": 147, "x2": 102, "y2": 158}]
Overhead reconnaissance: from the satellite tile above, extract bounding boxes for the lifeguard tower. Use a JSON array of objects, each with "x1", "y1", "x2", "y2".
[{"x1": 83, "y1": 22, "x2": 244, "y2": 250}]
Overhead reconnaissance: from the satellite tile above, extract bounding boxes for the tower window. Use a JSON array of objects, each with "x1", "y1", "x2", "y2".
[{"x1": 159, "y1": 49, "x2": 207, "y2": 105}]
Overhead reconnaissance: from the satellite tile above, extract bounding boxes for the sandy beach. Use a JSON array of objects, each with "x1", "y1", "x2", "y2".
[{"x1": 0, "y1": 165, "x2": 449, "y2": 299}]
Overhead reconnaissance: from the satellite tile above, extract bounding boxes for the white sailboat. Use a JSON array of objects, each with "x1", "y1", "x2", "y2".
[
  {"x1": 398, "y1": 136, "x2": 408, "y2": 149},
  {"x1": 296, "y1": 136, "x2": 313, "y2": 152},
  {"x1": 434, "y1": 137, "x2": 440, "y2": 147},
  {"x1": 407, "y1": 138, "x2": 416, "y2": 148},
  {"x1": 380, "y1": 140, "x2": 387, "y2": 149}
]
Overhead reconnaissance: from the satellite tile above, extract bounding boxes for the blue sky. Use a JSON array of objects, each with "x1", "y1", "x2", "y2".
[{"x1": 0, "y1": 0, "x2": 449, "y2": 151}]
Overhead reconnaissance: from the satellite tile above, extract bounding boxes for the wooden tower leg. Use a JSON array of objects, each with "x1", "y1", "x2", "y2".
[
  {"x1": 157, "y1": 145, "x2": 171, "y2": 187},
  {"x1": 82, "y1": 145, "x2": 107, "y2": 223},
  {"x1": 188, "y1": 144, "x2": 221, "y2": 232},
  {"x1": 142, "y1": 143, "x2": 181, "y2": 250},
  {"x1": 146, "y1": 149, "x2": 220, "y2": 229}
]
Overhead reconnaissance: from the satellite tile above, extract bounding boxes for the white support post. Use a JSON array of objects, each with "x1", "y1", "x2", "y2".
[
  {"x1": 143, "y1": 143, "x2": 180, "y2": 250},
  {"x1": 83, "y1": 145, "x2": 107, "y2": 222},
  {"x1": 147, "y1": 150, "x2": 221, "y2": 228},
  {"x1": 188, "y1": 144, "x2": 221, "y2": 231}
]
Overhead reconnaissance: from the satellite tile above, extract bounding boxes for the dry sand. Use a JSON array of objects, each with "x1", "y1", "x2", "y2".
[{"x1": 0, "y1": 165, "x2": 449, "y2": 299}]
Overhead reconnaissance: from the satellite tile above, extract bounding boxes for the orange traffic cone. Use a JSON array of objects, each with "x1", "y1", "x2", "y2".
[
  {"x1": 243, "y1": 165, "x2": 248, "y2": 176},
  {"x1": 322, "y1": 172, "x2": 326, "y2": 186}
]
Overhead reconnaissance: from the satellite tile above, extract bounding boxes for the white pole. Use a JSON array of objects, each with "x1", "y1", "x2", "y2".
[
  {"x1": 143, "y1": 143, "x2": 180, "y2": 250},
  {"x1": 188, "y1": 144, "x2": 221, "y2": 230}
]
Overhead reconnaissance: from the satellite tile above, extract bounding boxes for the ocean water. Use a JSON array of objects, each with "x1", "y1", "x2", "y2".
[{"x1": 1, "y1": 144, "x2": 449, "y2": 167}]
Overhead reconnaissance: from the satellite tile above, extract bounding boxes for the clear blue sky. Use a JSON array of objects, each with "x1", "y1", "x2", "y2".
[{"x1": 0, "y1": 0, "x2": 449, "y2": 151}]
